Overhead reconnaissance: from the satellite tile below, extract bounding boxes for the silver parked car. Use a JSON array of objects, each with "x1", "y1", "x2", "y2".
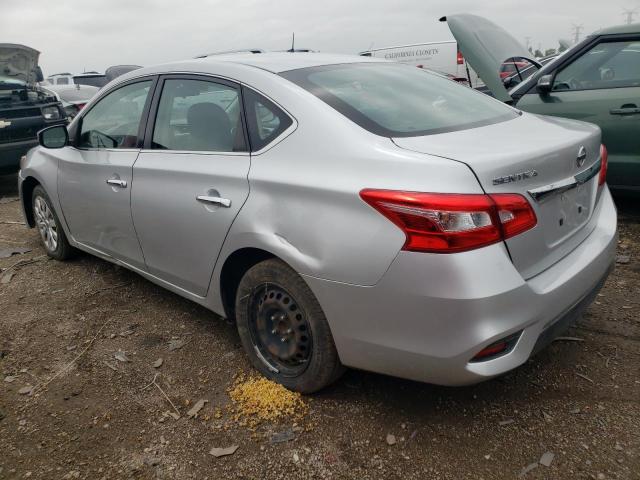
[{"x1": 19, "y1": 52, "x2": 617, "y2": 393}]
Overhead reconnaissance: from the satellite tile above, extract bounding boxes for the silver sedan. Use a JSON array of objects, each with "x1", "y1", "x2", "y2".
[{"x1": 19, "y1": 53, "x2": 617, "y2": 392}]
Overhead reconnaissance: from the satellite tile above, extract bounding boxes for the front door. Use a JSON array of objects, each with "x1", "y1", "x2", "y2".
[
  {"x1": 131, "y1": 76, "x2": 250, "y2": 296},
  {"x1": 516, "y1": 38, "x2": 640, "y2": 190},
  {"x1": 58, "y1": 79, "x2": 155, "y2": 269}
]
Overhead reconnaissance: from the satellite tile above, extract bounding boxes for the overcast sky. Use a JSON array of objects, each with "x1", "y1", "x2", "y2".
[{"x1": 2, "y1": 0, "x2": 636, "y2": 75}]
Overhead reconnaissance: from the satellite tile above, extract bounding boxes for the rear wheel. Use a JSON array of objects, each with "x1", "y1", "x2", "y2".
[
  {"x1": 32, "y1": 185, "x2": 74, "y2": 260},
  {"x1": 235, "y1": 258, "x2": 344, "y2": 393}
]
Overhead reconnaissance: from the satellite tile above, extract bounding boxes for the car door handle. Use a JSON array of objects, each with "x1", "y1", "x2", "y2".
[
  {"x1": 610, "y1": 105, "x2": 640, "y2": 115},
  {"x1": 106, "y1": 179, "x2": 127, "y2": 188},
  {"x1": 196, "y1": 195, "x2": 232, "y2": 208}
]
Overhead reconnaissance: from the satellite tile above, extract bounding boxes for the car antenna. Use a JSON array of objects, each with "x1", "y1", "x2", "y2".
[{"x1": 290, "y1": 32, "x2": 295, "y2": 52}]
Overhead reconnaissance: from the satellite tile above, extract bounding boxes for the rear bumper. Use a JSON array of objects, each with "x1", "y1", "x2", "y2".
[
  {"x1": 304, "y1": 187, "x2": 617, "y2": 386},
  {"x1": 0, "y1": 139, "x2": 37, "y2": 173}
]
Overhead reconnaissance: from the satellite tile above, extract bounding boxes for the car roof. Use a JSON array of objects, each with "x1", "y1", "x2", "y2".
[
  {"x1": 193, "y1": 52, "x2": 385, "y2": 73},
  {"x1": 596, "y1": 22, "x2": 640, "y2": 36}
]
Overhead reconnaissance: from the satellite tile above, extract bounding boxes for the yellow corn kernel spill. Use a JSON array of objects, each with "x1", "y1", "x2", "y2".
[{"x1": 228, "y1": 376, "x2": 308, "y2": 426}]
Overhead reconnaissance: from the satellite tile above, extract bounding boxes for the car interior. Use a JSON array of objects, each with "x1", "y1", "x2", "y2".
[{"x1": 152, "y1": 79, "x2": 240, "y2": 152}]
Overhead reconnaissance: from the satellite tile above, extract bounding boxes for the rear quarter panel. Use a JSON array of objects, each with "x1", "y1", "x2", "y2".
[{"x1": 207, "y1": 73, "x2": 484, "y2": 312}]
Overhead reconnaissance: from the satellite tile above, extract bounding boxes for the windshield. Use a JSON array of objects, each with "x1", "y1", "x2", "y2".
[
  {"x1": 0, "y1": 75, "x2": 26, "y2": 90},
  {"x1": 281, "y1": 63, "x2": 518, "y2": 137}
]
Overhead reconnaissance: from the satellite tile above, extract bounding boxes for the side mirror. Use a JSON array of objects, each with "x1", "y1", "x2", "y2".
[
  {"x1": 38, "y1": 125, "x2": 68, "y2": 149},
  {"x1": 536, "y1": 74, "x2": 553, "y2": 94}
]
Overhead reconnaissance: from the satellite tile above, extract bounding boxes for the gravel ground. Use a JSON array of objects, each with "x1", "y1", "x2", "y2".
[{"x1": 1, "y1": 173, "x2": 639, "y2": 480}]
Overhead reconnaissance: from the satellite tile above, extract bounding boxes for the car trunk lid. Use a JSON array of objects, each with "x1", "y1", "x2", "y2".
[
  {"x1": 393, "y1": 114, "x2": 603, "y2": 279},
  {"x1": 439, "y1": 14, "x2": 540, "y2": 102}
]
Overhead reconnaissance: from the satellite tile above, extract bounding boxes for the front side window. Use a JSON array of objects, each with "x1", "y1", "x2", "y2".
[
  {"x1": 57, "y1": 77, "x2": 69, "y2": 85},
  {"x1": 152, "y1": 79, "x2": 244, "y2": 152},
  {"x1": 553, "y1": 40, "x2": 640, "y2": 91},
  {"x1": 78, "y1": 80, "x2": 152, "y2": 149},
  {"x1": 281, "y1": 63, "x2": 518, "y2": 137},
  {"x1": 243, "y1": 87, "x2": 293, "y2": 151}
]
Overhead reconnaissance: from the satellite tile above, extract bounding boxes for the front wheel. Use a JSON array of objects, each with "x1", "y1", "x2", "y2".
[
  {"x1": 32, "y1": 185, "x2": 74, "y2": 260},
  {"x1": 235, "y1": 258, "x2": 344, "y2": 393}
]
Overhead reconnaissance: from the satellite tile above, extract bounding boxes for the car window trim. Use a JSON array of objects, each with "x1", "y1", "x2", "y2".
[
  {"x1": 519, "y1": 33, "x2": 640, "y2": 97},
  {"x1": 73, "y1": 75, "x2": 159, "y2": 151},
  {"x1": 142, "y1": 73, "x2": 249, "y2": 154},
  {"x1": 551, "y1": 40, "x2": 640, "y2": 93},
  {"x1": 108, "y1": 70, "x2": 297, "y2": 155},
  {"x1": 241, "y1": 85, "x2": 297, "y2": 154},
  {"x1": 240, "y1": 84, "x2": 297, "y2": 155}
]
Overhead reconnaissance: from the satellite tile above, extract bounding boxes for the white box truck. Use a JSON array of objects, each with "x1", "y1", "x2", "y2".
[{"x1": 359, "y1": 41, "x2": 482, "y2": 87}]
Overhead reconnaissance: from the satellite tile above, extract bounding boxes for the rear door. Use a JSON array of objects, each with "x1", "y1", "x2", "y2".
[
  {"x1": 515, "y1": 37, "x2": 640, "y2": 190},
  {"x1": 58, "y1": 78, "x2": 156, "y2": 269},
  {"x1": 131, "y1": 75, "x2": 250, "y2": 296}
]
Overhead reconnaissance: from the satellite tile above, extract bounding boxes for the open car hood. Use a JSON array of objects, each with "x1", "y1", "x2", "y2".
[
  {"x1": 0, "y1": 44, "x2": 41, "y2": 84},
  {"x1": 439, "y1": 14, "x2": 539, "y2": 102}
]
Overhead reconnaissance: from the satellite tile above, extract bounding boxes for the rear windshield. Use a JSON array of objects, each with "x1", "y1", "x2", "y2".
[{"x1": 281, "y1": 63, "x2": 519, "y2": 137}]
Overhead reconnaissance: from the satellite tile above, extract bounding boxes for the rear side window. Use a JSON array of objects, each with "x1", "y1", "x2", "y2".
[
  {"x1": 281, "y1": 63, "x2": 518, "y2": 137},
  {"x1": 242, "y1": 88, "x2": 292, "y2": 151},
  {"x1": 152, "y1": 79, "x2": 245, "y2": 152}
]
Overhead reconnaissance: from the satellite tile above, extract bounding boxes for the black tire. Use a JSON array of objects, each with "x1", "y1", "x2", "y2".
[
  {"x1": 235, "y1": 258, "x2": 344, "y2": 393},
  {"x1": 32, "y1": 185, "x2": 74, "y2": 261}
]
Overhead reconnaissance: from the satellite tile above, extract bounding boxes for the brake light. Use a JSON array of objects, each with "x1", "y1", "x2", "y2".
[
  {"x1": 598, "y1": 144, "x2": 608, "y2": 186},
  {"x1": 359, "y1": 190, "x2": 537, "y2": 253},
  {"x1": 491, "y1": 193, "x2": 538, "y2": 239},
  {"x1": 457, "y1": 49, "x2": 464, "y2": 65}
]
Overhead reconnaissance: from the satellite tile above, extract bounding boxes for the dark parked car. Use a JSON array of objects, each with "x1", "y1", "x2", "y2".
[
  {"x1": 0, "y1": 44, "x2": 67, "y2": 173},
  {"x1": 442, "y1": 14, "x2": 640, "y2": 196}
]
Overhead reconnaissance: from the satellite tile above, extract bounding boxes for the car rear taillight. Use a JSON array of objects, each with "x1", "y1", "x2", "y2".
[
  {"x1": 598, "y1": 144, "x2": 608, "y2": 187},
  {"x1": 456, "y1": 49, "x2": 464, "y2": 65},
  {"x1": 359, "y1": 190, "x2": 537, "y2": 253},
  {"x1": 490, "y1": 193, "x2": 538, "y2": 239}
]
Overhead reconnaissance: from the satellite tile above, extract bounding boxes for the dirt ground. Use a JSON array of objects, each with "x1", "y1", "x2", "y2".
[{"x1": 0, "y1": 172, "x2": 638, "y2": 480}]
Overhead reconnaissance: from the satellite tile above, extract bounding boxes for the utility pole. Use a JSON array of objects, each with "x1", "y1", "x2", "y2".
[
  {"x1": 571, "y1": 24, "x2": 584, "y2": 44},
  {"x1": 622, "y1": 8, "x2": 638, "y2": 24},
  {"x1": 524, "y1": 36, "x2": 531, "y2": 52}
]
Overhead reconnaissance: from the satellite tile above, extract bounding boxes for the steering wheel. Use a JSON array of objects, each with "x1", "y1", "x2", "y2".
[
  {"x1": 90, "y1": 130, "x2": 119, "y2": 148},
  {"x1": 555, "y1": 78, "x2": 581, "y2": 91},
  {"x1": 568, "y1": 78, "x2": 582, "y2": 90}
]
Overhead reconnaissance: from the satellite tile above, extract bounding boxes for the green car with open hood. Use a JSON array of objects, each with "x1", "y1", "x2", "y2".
[{"x1": 442, "y1": 14, "x2": 640, "y2": 196}]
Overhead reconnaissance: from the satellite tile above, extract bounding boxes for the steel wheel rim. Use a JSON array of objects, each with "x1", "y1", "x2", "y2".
[
  {"x1": 33, "y1": 195, "x2": 58, "y2": 252},
  {"x1": 247, "y1": 283, "x2": 312, "y2": 377}
]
